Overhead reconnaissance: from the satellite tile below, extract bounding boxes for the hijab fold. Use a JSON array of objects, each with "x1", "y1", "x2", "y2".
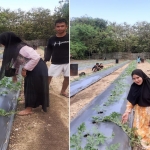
[{"x1": 127, "y1": 69, "x2": 150, "y2": 107}]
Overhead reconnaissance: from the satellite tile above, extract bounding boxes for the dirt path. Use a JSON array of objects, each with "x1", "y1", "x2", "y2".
[
  {"x1": 137, "y1": 61, "x2": 150, "y2": 77},
  {"x1": 7, "y1": 48, "x2": 69, "y2": 150},
  {"x1": 70, "y1": 63, "x2": 129, "y2": 120}
]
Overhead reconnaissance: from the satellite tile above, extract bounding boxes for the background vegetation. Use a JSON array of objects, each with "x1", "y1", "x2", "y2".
[
  {"x1": 0, "y1": 0, "x2": 69, "y2": 42},
  {"x1": 71, "y1": 16, "x2": 150, "y2": 59}
]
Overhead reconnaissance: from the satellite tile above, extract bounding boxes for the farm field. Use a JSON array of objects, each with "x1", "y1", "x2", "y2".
[
  {"x1": 70, "y1": 59, "x2": 150, "y2": 149},
  {"x1": 70, "y1": 59, "x2": 129, "y2": 119}
]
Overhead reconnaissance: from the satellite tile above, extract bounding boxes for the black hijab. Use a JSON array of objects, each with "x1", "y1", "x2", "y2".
[
  {"x1": 0, "y1": 32, "x2": 26, "y2": 79},
  {"x1": 127, "y1": 69, "x2": 150, "y2": 106}
]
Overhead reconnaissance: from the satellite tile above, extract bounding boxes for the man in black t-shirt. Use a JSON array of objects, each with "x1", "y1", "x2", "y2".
[{"x1": 44, "y1": 18, "x2": 69, "y2": 98}]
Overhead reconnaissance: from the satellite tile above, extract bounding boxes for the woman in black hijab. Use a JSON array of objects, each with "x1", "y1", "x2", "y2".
[
  {"x1": 0, "y1": 32, "x2": 49, "y2": 115},
  {"x1": 122, "y1": 69, "x2": 150, "y2": 149}
]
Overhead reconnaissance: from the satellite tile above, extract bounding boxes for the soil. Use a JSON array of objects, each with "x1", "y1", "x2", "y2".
[
  {"x1": 7, "y1": 48, "x2": 69, "y2": 150},
  {"x1": 137, "y1": 61, "x2": 150, "y2": 76},
  {"x1": 70, "y1": 61, "x2": 129, "y2": 120}
]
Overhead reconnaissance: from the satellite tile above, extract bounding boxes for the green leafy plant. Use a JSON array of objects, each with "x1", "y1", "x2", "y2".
[
  {"x1": 70, "y1": 123, "x2": 116, "y2": 150},
  {"x1": 106, "y1": 143, "x2": 120, "y2": 150},
  {"x1": 0, "y1": 76, "x2": 22, "y2": 96},
  {"x1": 70, "y1": 123, "x2": 86, "y2": 150},
  {"x1": 84, "y1": 126, "x2": 115, "y2": 150},
  {"x1": 84, "y1": 132, "x2": 107, "y2": 150},
  {"x1": 0, "y1": 90, "x2": 8, "y2": 96},
  {"x1": 92, "y1": 105, "x2": 106, "y2": 114},
  {"x1": 0, "y1": 109, "x2": 16, "y2": 116},
  {"x1": 92, "y1": 116, "x2": 103, "y2": 124},
  {"x1": 100, "y1": 112, "x2": 142, "y2": 148}
]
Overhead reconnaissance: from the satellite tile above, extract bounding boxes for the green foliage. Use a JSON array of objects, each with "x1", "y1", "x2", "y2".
[
  {"x1": 70, "y1": 41, "x2": 87, "y2": 59},
  {"x1": 53, "y1": 0, "x2": 69, "y2": 23},
  {"x1": 0, "y1": 1, "x2": 69, "y2": 41},
  {"x1": 0, "y1": 109, "x2": 16, "y2": 116},
  {"x1": 70, "y1": 123, "x2": 118, "y2": 150},
  {"x1": 101, "y1": 112, "x2": 142, "y2": 148},
  {"x1": 84, "y1": 132, "x2": 107, "y2": 150},
  {"x1": 106, "y1": 143, "x2": 120, "y2": 150},
  {"x1": 71, "y1": 17, "x2": 150, "y2": 59},
  {"x1": 0, "y1": 76, "x2": 22, "y2": 96},
  {"x1": 70, "y1": 17, "x2": 107, "y2": 30},
  {"x1": 92, "y1": 105, "x2": 106, "y2": 114},
  {"x1": 70, "y1": 19, "x2": 107, "y2": 59},
  {"x1": 70, "y1": 123, "x2": 86, "y2": 150}
]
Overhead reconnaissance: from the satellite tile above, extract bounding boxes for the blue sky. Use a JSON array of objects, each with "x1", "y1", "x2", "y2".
[
  {"x1": 70, "y1": 0, "x2": 150, "y2": 25},
  {"x1": 0, "y1": 0, "x2": 60, "y2": 13}
]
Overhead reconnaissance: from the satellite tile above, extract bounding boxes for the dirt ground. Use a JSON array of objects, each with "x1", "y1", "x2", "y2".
[
  {"x1": 137, "y1": 61, "x2": 150, "y2": 77},
  {"x1": 7, "y1": 48, "x2": 69, "y2": 150},
  {"x1": 70, "y1": 62, "x2": 129, "y2": 120}
]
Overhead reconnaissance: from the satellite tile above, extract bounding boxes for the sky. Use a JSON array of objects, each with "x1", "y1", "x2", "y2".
[
  {"x1": 70, "y1": 0, "x2": 150, "y2": 25},
  {"x1": 0, "y1": 0, "x2": 61, "y2": 13}
]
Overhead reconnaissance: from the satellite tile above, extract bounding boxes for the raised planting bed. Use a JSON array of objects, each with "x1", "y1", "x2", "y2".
[
  {"x1": 70, "y1": 60, "x2": 130, "y2": 97},
  {"x1": 0, "y1": 76, "x2": 22, "y2": 150},
  {"x1": 78, "y1": 60, "x2": 114, "y2": 71},
  {"x1": 70, "y1": 61, "x2": 138, "y2": 150}
]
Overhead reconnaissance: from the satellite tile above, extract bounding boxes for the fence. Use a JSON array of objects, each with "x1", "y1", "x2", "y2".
[
  {"x1": 24, "y1": 39, "x2": 47, "y2": 47},
  {"x1": 92, "y1": 52, "x2": 150, "y2": 60}
]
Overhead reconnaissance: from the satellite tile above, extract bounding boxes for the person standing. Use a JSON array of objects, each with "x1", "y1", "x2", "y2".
[
  {"x1": 0, "y1": 32, "x2": 49, "y2": 115},
  {"x1": 44, "y1": 18, "x2": 69, "y2": 98},
  {"x1": 137, "y1": 56, "x2": 141, "y2": 63}
]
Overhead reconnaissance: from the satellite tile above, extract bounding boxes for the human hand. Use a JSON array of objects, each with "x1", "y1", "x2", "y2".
[
  {"x1": 12, "y1": 76, "x2": 17, "y2": 83},
  {"x1": 121, "y1": 112, "x2": 129, "y2": 124},
  {"x1": 21, "y1": 68, "x2": 27, "y2": 77}
]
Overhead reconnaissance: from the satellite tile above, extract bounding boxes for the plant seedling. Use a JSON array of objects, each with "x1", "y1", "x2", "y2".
[
  {"x1": 92, "y1": 116, "x2": 103, "y2": 124},
  {"x1": 92, "y1": 105, "x2": 106, "y2": 114},
  {"x1": 100, "y1": 112, "x2": 142, "y2": 148},
  {"x1": 70, "y1": 123, "x2": 86, "y2": 150},
  {"x1": 106, "y1": 143, "x2": 120, "y2": 150},
  {"x1": 0, "y1": 90, "x2": 8, "y2": 96},
  {"x1": 0, "y1": 109, "x2": 16, "y2": 116}
]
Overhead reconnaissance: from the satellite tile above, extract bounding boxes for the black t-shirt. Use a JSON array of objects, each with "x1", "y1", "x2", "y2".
[{"x1": 44, "y1": 33, "x2": 69, "y2": 64}]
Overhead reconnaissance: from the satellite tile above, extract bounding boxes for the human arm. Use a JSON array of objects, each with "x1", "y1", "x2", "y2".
[
  {"x1": 19, "y1": 46, "x2": 40, "y2": 71},
  {"x1": 44, "y1": 38, "x2": 53, "y2": 62},
  {"x1": 21, "y1": 68, "x2": 27, "y2": 77},
  {"x1": 92, "y1": 66, "x2": 95, "y2": 71},
  {"x1": 122, "y1": 101, "x2": 134, "y2": 124},
  {"x1": 12, "y1": 75, "x2": 17, "y2": 82}
]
